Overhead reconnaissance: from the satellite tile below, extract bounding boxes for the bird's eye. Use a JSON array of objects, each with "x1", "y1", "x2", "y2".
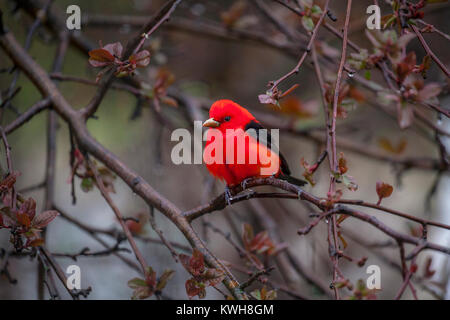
[{"x1": 224, "y1": 116, "x2": 231, "y2": 122}]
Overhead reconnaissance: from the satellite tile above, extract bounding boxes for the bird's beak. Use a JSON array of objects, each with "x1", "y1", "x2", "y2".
[{"x1": 202, "y1": 118, "x2": 220, "y2": 128}]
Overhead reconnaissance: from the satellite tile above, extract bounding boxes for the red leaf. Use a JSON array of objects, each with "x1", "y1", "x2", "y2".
[
  {"x1": 16, "y1": 212, "x2": 31, "y2": 228},
  {"x1": 190, "y1": 249, "x2": 205, "y2": 276},
  {"x1": 0, "y1": 171, "x2": 19, "y2": 192},
  {"x1": 18, "y1": 198, "x2": 36, "y2": 221},
  {"x1": 130, "y1": 50, "x2": 150, "y2": 68},
  {"x1": 88, "y1": 48, "x2": 115, "y2": 67},
  {"x1": 338, "y1": 152, "x2": 348, "y2": 174},
  {"x1": 28, "y1": 238, "x2": 44, "y2": 247},
  {"x1": 396, "y1": 52, "x2": 416, "y2": 84},
  {"x1": 376, "y1": 182, "x2": 393, "y2": 205},
  {"x1": 32, "y1": 210, "x2": 59, "y2": 229},
  {"x1": 180, "y1": 249, "x2": 205, "y2": 276},
  {"x1": 179, "y1": 254, "x2": 191, "y2": 271},
  {"x1": 185, "y1": 279, "x2": 205, "y2": 299}
]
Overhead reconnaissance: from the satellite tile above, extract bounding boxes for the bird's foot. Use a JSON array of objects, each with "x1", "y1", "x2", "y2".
[
  {"x1": 241, "y1": 178, "x2": 252, "y2": 190},
  {"x1": 225, "y1": 186, "x2": 233, "y2": 206},
  {"x1": 297, "y1": 188, "x2": 303, "y2": 199}
]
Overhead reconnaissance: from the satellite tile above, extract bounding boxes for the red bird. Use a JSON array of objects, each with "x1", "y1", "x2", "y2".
[{"x1": 203, "y1": 100, "x2": 305, "y2": 203}]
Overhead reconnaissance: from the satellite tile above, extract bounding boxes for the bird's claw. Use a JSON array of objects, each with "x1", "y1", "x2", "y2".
[
  {"x1": 241, "y1": 178, "x2": 252, "y2": 190},
  {"x1": 225, "y1": 186, "x2": 233, "y2": 206},
  {"x1": 297, "y1": 188, "x2": 303, "y2": 199}
]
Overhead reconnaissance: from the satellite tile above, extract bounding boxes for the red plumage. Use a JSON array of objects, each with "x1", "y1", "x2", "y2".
[{"x1": 203, "y1": 100, "x2": 284, "y2": 186}]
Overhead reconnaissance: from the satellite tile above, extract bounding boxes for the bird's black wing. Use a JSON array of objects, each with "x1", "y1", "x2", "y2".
[{"x1": 244, "y1": 120, "x2": 291, "y2": 175}]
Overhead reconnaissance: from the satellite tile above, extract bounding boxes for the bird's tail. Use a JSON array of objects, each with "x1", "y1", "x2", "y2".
[{"x1": 279, "y1": 174, "x2": 307, "y2": 187}]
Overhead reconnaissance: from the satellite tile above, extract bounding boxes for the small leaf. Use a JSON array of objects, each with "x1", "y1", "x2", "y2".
[
  {"x1": 88, "y1": 48, "x2": 115, "y2": 67},
  {"x1": 185, "y1": 279, "x2": 206, "y2": 299},
  {"x1": 342, "y1": 174, "x2": 358, "y2": 191},
  {"x1": 179, "y1": 254, "x2": 192, "y2": 272},
  {"x1": 32, "y1": 210, "x2": 59, "y2": 229},
  {"x1": 338, "y1": 152, "x2": 348, "y2": 174},
  {"x1": 103, "y1": 42, "x2": 123, "y2": 58},
  {"x1": 131, "y1": 286, "x2": 152, "y2": 300},
  {"x1": 130, "y1": 50, "x2": 151, "y2": 68},
  {"x1": 81, "y1": 177, "x2": 94, "y2": 192},
  {"x1": 201, "y1": 268, "x2": 225, "y2": 287},
  {"x1": 128, "y1": 278, "x2": 147, "y2": 289},
  {"x1": 18, "y1": 197, "x2": 36, "y2": 221},
  {"x1": 301, "y1": 16, "x2": 315, "y2": 32},
  {"x1": 156, "y1": 269, "x2": 175, "y2": 291},
  {"x1": 28, "y1": 238, "x2": 44, "y2": 247},
  {"x1": 16, "y1": 212, "x2": 31, "y2": 228},
  {"x1": 180, "y1": 249, "x2": 205, "y2": 276},
  {"x1": 190, "y1": 249, "x2": 205, "y2": 276},
  {"x1": 251, "y1": 286, "x2": 277, "y2": 300},
  {"x1": 376, "y1": 181, "x2": 393, "y2": 205},
  {"x1": 417, "y1": 83, "x2": 441, "y2": 102},
  {"x1": 0, "y1": 171, "x2": 19, "y2": 192},
  {"x1": 160, "y1": 96, "x2": 178, "y2": 107},
  {"x1": 311, "y1": 5, "x2": 322, "y2": 16}
]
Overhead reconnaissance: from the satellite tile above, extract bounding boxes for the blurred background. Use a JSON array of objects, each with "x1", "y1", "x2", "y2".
[{"x1": 0, "y1": 0, "x2": 449, "y2": 299}]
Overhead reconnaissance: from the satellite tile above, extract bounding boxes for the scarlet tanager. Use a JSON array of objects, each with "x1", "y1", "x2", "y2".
[{"x1": 203, "y1": 100, "x2": 305, "y2": 203}]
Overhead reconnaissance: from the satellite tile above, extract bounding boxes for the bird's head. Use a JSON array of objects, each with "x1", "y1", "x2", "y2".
[{"x1": 203, "y1": 99, "x2": 255, "y2": 131}]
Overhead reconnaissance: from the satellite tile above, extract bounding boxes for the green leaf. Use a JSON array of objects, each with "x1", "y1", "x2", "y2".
[
  {"x1": 81, "y1": 177, "x2": 94, "y2": 193},
  {"x1": 311, "y1": 5, "x2": 322, "y2": 16},
  {"x1": 301, "y1": 16, "x2": 315, "y2": 32},
  {"x1": 364, "y1": 70, "x2": 371, "y2": 80},
  {"x1": 128, "y1": 278, "x2": 147, "y2": 289}
]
